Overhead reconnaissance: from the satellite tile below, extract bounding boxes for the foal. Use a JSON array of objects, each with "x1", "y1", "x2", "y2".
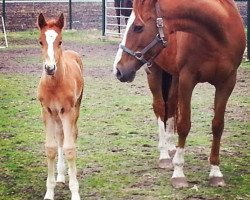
[{"x1": 37, "y1": 13, "x2": 84, "y2": 200}]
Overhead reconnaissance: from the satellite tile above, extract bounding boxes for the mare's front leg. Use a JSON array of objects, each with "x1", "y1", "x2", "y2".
[
  {"x1": 171, "y1": 71, "x2": 196, "y2": 188},
  {"x1": 209, "y1": 73, "x2": 237, "y2": 186},
  {"x1": 43, "y1": 109, "x2": 57, "y2": 200},
  {"x1": 147, "y1": 64, "x2": 177, "y2": 169},
  {"x1": 61, "y1": 108, "x2": 80, "y2": 200}
]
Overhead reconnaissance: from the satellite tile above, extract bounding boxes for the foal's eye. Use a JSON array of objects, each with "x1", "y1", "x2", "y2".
[
  {"x1": 59, "y1": 41, "x2": 62, "y2": 45},
  {"x1": 133, "y1": 25, "x2": 143, "y2": 33},
  {"x1": 39, "y1": 41, "x2": 43, "y2": 46}
]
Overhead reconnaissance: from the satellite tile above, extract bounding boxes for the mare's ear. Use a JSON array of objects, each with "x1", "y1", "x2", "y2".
[
  {"x1": 38, "y1": 13, "x2": 47, "y2": 29},
  {"x1": 56, "y1": 13, "x2": 64, "y2": 29}
]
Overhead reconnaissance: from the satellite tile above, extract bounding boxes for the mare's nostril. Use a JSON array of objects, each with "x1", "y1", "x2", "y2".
[{"x1": 116, "y1": 68, "x2": 123, "y2": 79}]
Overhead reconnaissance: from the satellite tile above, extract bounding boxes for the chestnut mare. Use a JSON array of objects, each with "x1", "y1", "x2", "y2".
[
  {"x1": 37, "y1": 13, "x2": 84, "y2": 200},
  {"x1": 113, "y1": 0, "x2": 246, "y2": 188}
]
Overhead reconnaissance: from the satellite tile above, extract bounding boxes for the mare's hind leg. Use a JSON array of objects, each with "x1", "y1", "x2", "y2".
[
  {"x1": 55, "y1": 120, "x2": 66, "y2": 183},
  {"x1": 171, "y1": 71, "x2": 196, "y2": 188},
  {"x1": 147, "y1": 64, "x2": 177, "y2": 169},
  {"x1": 209, "y1": 73, "x2": 237, "y2": 186},
  {"x1": 61, "y1": 109, "x2": 80, "y2": 200},
  {"x1": 43, "y1": 109, "x2": 57, "y2": 200}
]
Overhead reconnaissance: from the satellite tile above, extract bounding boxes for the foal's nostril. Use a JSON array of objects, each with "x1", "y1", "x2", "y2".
[{"x1": 116, "y1": 68, "x2": 123, "y2": 79}]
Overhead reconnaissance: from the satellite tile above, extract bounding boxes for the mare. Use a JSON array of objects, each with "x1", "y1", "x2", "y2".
[
  {"x1": 113, "y1": 0, "x2": 246, "y2": 188},
  {"x1": 37, "y1": 13, "x2": 84, "y2": 200},
  {"x1": 114, "y1": 0, "x2": 133, "y2": 33}
]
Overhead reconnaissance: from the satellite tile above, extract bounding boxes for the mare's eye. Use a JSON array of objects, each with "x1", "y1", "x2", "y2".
[
  {"x1": 133, "y1": 25, "x2": 143, "y2": 33},
  {"x1": 59, "y1": 41, "x2": 62, "y2": 45},
  {"x1": 39, "y1": 41, "x2": 43, "y2": 46}
]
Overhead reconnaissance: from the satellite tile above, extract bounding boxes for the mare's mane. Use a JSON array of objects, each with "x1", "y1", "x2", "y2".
[{"x1": 134, "y1": 0, "x2": 228, "y2": 43}]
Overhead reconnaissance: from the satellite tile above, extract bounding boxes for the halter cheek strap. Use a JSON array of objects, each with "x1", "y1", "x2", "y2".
[{"x1": 119, "y1": 2, "x2": 167, "y2": 74}]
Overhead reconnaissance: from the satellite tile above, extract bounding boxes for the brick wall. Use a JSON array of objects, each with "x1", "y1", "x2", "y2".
[
  {"x1": 0, "y1": 1, "x2": 247, "y2": 31},
  {"x1": 0, "y1": 2, "x2": 102, "y2": 31}
]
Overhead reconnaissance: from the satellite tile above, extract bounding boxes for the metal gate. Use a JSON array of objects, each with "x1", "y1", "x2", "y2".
[{"x1": 102, "y1": 0, "x2": 132, "y2": 36}]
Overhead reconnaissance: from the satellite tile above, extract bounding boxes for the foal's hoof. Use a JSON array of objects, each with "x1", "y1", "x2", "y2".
[
  {"x1": 171, "y1": 177, "x2": 189, "y2": 188},
  {"x1": 56, "y1": 174, "x2": 65, "y2": 183},
  {"x1": 158, "y1": 159, "x2": 173, "y2": 169},
  {"x1": 209, "y1": 177, "x2": 226, "y2": 187}
]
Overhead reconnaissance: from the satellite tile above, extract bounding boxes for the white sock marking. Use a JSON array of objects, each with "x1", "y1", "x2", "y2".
[
  {"x1": 57, "y1": 147, "x2": 66, "y2": 183},
  {"x1": 172, "y1": 147, "x2": 185, "y2": 178},
  {"x1": 113, "y1": 11, "x2": 135, "y2": 74},
  {"x1": 158, "y1": 117, "x2": 176, "y2": 160},
  {"x1": 209, "y1": 165, "x2": 223, "y2": 177}
]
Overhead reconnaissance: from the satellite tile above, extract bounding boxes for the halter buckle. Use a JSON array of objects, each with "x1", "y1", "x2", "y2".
[{"x1": 156, "y1": 18, "x2": 164, "y2": 28}]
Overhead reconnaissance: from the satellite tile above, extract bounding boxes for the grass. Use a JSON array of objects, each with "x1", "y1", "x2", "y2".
[{"x1": 0, "y1": 30, "x2": 250, "y2": 200}]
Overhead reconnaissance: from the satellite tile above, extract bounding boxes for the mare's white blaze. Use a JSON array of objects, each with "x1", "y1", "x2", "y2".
[
  {"x1": 45, "y1": 30, "x2": 58, "y2": 68},
  {"x1": 172, "y1": 147, "x2": 185, "y2": 178},
  {"x1": 113, "y1": 11, "x2": 135, "y2": 74},
  {"x1": 158, "y1": 117, "x2": 176, "y2": 160},
  {"x1": 209, "y1": 165, "x2": 223, "y2": 177}
]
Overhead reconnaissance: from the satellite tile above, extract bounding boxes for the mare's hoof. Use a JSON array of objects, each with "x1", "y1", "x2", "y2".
[
  {"x1": 171, "y1": 177, "x2": 189, "y2": 188},
  {"x1": 169, "y1": 149, "x2": 176, "y2": 158},
  {"x1": 209, "y1": 177, "x2": 226, "y2": 187},
  {"x1": 158, "y1": 159, "x2": 173, "y2": 169}
]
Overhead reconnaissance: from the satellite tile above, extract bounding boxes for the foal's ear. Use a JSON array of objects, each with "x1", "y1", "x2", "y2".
[
  {"x1": 38, "y1": 13, "x2": 47, "y2": 29},
  {"x1": 56, "y1": 13, "x2": 64, "y2": 29}
]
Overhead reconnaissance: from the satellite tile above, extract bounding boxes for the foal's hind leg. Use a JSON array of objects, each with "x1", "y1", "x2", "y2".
[
  {"x1": 61, "y1": 109, "x2": 80, "y2": 200},
  {"x1": 55, "y1": 120, "x2": 66, "y2": 183},
  {"x1": 209, "y1": 73, "x2": 236, "y2": 187},
  {"x1": 43, "y1": 111, "x2": 57, "y2": 200},
  {"x1": 147, "y1": 65, "x2": 177, "y2": 169}
]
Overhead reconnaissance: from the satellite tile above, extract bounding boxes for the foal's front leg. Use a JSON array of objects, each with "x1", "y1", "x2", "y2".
[
  {"x1": 61, "y1": 110, "x2": 80, "y2": 200},
  {"x1": 43, "y1": 112, "x2": 57, "y2": 200}
]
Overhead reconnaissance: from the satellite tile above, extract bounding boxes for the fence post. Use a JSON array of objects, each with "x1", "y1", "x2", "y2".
[
  {"x1": 69, "y1": 0, "x2": 72, "y2": 29},
  {"x1": 247, "y1": 0, "x2": 250, "y2": 60},
  {"x1": 2, "y1": 0, "x2": 6, "y2": 23},
  {"x1": 102, "y1": 0, "x2": 106, "y2": 36}
]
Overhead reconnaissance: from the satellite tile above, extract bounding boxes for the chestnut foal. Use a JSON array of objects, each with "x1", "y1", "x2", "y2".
[{"x1": 37, "y1": 13, "x2": 84, "y2": 200}]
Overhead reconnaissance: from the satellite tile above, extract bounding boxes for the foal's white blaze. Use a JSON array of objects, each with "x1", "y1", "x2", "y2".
[
  {"x1": 45, "y1": 30, "x2": 58, "y2": 69},
  {"x1": 209, "y1": 165, "x2": 223, "y2": 177},
  {"x1": 172, "y1": 147, "x2": 185, "y2": 178},
  {"x1": 113, "y1": 11, "x2": 135, "y2": 75},
  {"x1": 158, "y1": 117, "x2": 176, "y2": 160}
]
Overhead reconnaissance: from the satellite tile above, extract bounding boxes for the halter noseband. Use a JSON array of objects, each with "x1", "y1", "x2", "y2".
[{"x1": 119, "y1": 2, "x2": 167, "y2": 74}]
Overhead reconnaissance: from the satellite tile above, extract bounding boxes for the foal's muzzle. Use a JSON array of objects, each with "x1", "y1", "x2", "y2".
[{"x1": 44, "y1": 64, "x2": 56, "y2": 75}]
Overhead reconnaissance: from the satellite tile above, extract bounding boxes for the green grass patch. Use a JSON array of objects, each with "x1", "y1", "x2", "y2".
[{"x1": 0, "y1": 30, "x2": 249, "y2": 200}]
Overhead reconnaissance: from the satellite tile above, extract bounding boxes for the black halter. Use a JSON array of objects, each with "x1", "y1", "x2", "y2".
[{"x1": 119, "y1": 2, "x2": 167, "y2": 74}]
